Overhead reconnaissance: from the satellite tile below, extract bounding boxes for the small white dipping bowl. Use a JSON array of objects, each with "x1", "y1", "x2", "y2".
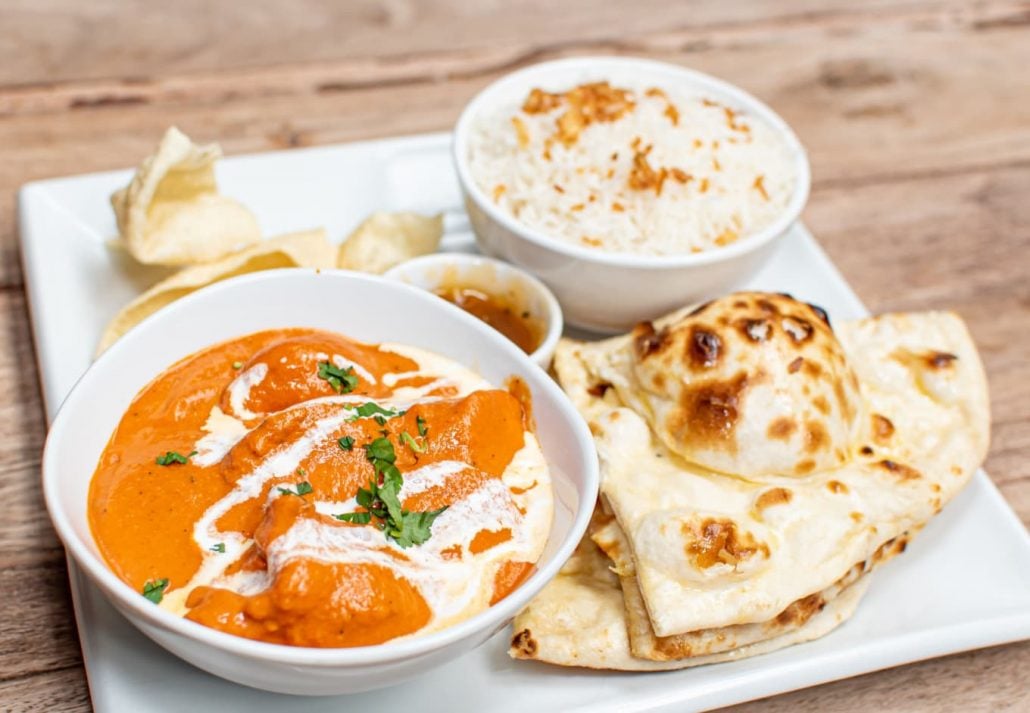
[
  {"x1": 453, "y1": 56, "x2": 811, "y2": 332},
  {"x1": 384, "y1": 253, "x2": 563, "y2": 369},
  {"x1": 42, "y1": 269, "x2": 598, "y2": 696}
]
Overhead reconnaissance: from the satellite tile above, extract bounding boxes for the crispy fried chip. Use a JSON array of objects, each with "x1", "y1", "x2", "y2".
[
  {"x1": 337, "y1": 212, "x2": 443, "y2": 274},
  {"x1": 111, "y1": 127, "x2": 261, "y2": 266},
  {"x1": 96, "y1": 229, "x2": 334, "y2": 355}
]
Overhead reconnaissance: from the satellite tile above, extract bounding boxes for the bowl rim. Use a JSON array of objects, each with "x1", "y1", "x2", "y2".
[
  {"x1": 383, "y1": 253, "x2": 564, "y2": 367},
  {"x1": 42, "y1": 267, "x2": 598, "y2": 668},
  {"x1": 452, "y1": 55, "x2": 811, "y2": 269}
]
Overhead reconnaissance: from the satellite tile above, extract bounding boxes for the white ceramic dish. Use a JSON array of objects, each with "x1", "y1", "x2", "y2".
[
  {"x1": 41, "y1": 269, "x2": 598, "y2": 696},
  {"x1": 453, "y1": 56, "x2": 812, "y2": 332},
  {"x1": 20, "y1": 131, "x2": 1030, "y2": 712},
  {"x1": 384, "y1": 253, "x2": 563, "y2": 368}
]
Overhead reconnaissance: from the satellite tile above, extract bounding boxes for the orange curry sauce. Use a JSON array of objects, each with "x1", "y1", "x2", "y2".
[
  {"x1": 88, "y1": 328, "x2": 538, "y2": 647},
  {"x1": 435, "y1": 286, "x2": 542, "y2": 355}
]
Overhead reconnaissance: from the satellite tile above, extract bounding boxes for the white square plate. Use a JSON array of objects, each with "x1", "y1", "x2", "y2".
[{"x1": 20, "y1": 132, "x2": 1030, "y2": 712}]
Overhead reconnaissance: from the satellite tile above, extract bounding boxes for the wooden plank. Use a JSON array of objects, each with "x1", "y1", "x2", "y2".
[
  {"x1": 0, "y1": 0, "x2": 983, "y2": 89},
  {"x1": 0, "y1": 666, "x2": 90, "y2": 712}
]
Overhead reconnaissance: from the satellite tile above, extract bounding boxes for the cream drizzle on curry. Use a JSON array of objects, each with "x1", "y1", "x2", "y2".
[{"x1": 88, "y1": 328, "x2": 552, "y2": 648}]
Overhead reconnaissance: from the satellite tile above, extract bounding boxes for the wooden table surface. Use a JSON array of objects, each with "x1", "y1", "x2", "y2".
[{"x1": 2, "y1": 1, "x2": 1028, "y2": 710}]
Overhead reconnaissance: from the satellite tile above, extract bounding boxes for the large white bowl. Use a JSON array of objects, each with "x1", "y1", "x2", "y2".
[
  {"x1": 42, "y1": 269, "x2": 598, "y2": 696},
  {"x1": 453, "y1": 56, "x2": 811, "y2": 332}
]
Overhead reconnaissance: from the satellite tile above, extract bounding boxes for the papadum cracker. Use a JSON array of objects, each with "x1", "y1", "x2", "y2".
[
  {"x1": 111, "y1": 127, "x2": 261, "y2": 266},
  {"x1": 96, "y1": 229, "x2": 334, "y2": 355},
  {"x1": 337, "y1": 211, "x2": 443, "y2": 274}
]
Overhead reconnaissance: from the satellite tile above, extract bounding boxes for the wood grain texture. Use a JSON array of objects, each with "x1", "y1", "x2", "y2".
[{"x1": 1, "y1": 0, "x2": 1027, "y2": 710}]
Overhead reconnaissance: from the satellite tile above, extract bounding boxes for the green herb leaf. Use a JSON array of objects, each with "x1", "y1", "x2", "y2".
[
  {"x1": 155, "y1": 451, "x2": 191, "y2": 466},
  {"x1": 373, "y1": 414, "x2": 388, "y2": 426},
  {"x1": 297, "y1": 467, "x2": 307, "y2": 476},
  {"x1": 232, "y1": 361, "x2": 244, "y2": 370},
  {"x1": 416, "y1": 415, "x2": 428, "y2": 437},
  {"x1": 347, "y1": 402, "x2": 401, "y2": 421},
  {"x1": 334, "y1": 511, "x2": 372, "y2": 524},
  {"x1": 339, "y1": 434, "x2": 445, "y2": 548},
  {"x1": 210, "y1": 543, "x2": 225, "y2": 553},
  {"x1": 396, "y1": 507, "x2": 448, "y2": 548},
  {"x1": 364, "y1": 437, "x2": 397, "y2": 466},
  {"x1": 317, "y1": 361, "x2": 359, "y2": 394},
  {"x1": 278, "y1": 481, "x2": 313, "y2": 497},
  {"x1": 142, "y1": 578, "x2": 169, "y2": 603},
  {"x1": 400, "y1": 431, "x2": 425, "y2": 454},
  {"x1": 337, "y1": 436, "x2": 355, "y2": 451}
]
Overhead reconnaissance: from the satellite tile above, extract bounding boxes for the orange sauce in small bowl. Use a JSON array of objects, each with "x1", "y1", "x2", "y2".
[{"x1": 435, "y1": 286, "x2": 542, "y2": 355}]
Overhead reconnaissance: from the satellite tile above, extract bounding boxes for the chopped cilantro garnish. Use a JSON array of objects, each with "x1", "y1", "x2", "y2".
[
  {"x1": 278, "y1": 481, "x2": 313, "y2": 497},
  {"x1": 400, "y1": 431, "x2": 425, "y2": 454},
  {"x1": 155, "y1": 450, "x2": 195, "y2": 466},
  {"x1": 347, "y1": 402, "x2": 400, "y2": 421},
  {"x1": 210, "y1": 543, "x2": 225, "y2": 553},
  {"x1": 374, "y1": 414, "x2": 388, "y2": 427},
  {"x1": 231, "y1": 361, "x2": 244, "y2": 370},
  {"x1": 297, "y1": 467, "x2": 307, "y2": 476},
  {"x1": 317, "y1": 361, "x2": 359, "y2": 394},
  {"x1": 337, "y1": 436, "x2": 355, "y2": 451},
  {"x1": 333, "y1": 436, "x2": 445, "y2": 548},
  {"x1": 335, "y1": 511, "x2": 372, "y2": 524},
  {"x1": 416, "y1": 415, "x2": 428, "y2": 437},
  {"x1": 142, "y1": 578, "x2": 169, "y2": 603}
]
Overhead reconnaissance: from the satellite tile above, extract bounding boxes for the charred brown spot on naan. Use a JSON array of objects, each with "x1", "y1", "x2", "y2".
[
  {"x1": 687, "y1": 326, "x2": 722, "y2": 369},
  {"x1": 767, "y1": 417, "x2": 796, "y2": 440},
  {"x1": 926, "y1": 351, "x2": 958, "y2": 369},
  {"x1": 740, "y1": 318, "x2": 772, "y2": 342},
  {"x1": 587, "y1": 381, "x2": 613, "y2": 398},
  {"x1": 671, "y1": 372, "x2": 748, "y2": 450},
  {"x1": 795, "y1": 458, "x2": 816, "y2": 474},
  {"x1": 878, "y1": 459, "x2": 921, "y2": 481},
  {"x1": 511, "y1": 629, "x2": 539, "y2": 657},
  {"x1": 775, "y1": 592, "x2": 826, "y2": 626},
  {"x1": 633, "y1": 321, "x2": 671, "y2": 360},
  {"x1": 753, "y1": 487, "x2": 793, "y2": 517},
  {"x1": 787, "y1": 356, "x2": 804, "y2": 374},
  {"x1": 871, "y1": 414, "x2": 895, "y2": 443},
  {"x1": 827, "y1": 480, "x2": 849, "y2": 494},
  {"x1": 813, "y1": 396, "x2": 830, "y2": 415},
  {"x1": 684, "y1": 519, "x2": 769, "y2": 570},
  {"x1": 804, "y1": 420, "x2": 831, "y2": 454},
  {"x1": 807, "y1": 302, "x2": 831, "y2": 327},
  {"x1": 859, "y1": 445, "x2": 874, "y2": 456}
]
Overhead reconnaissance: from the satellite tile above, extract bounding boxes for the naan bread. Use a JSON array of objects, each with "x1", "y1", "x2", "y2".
[
  {"x1": 510, "y1": 509, "x2": 871, "y2": 670},
  {"x1": 535, "y1": 293, "x2": 988, "y2": 653},
  {"x1": 337, "y1": 212, "x2": 443, "y2": 274},
  {"x1": 96, "y1": 229, "x2": 334, "y2": 355},
  {"x1": 592, "y1": 514, "x2": 913, "y2": 660},
  {"x1": 111, "y1": 127, "x2": 261, "y2": 265}
]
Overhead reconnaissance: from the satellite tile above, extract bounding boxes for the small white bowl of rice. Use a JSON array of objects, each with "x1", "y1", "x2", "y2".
[{"x1": 453, "y1": 56, "x2": 810, "y2": 332}]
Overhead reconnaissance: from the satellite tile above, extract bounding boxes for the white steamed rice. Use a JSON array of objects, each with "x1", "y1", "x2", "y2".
[{"x1": 467, "y1": 81, "x2": 798, "y2": 256}]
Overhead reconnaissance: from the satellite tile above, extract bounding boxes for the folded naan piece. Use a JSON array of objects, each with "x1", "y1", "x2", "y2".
[
  {"x1": 96, "y1": 229, "x2": 334, "y2": 355},
  {"x1": 337, "y1": 212, "x2": 443, "y2": 274},
  {"x1": 111, "y1": 127, "x2": 261, "y2": 266},
  {"x1": 510, "y1": 509, "x2": 871, "y2": 671},
  {"x1": 592, "y1": 513, "x2": 914, "y2": 661},
  {"x1": 514, "y1": 293, "x2": 988, "y2": 668}
]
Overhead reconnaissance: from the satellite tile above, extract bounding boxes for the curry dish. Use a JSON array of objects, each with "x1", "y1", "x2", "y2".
[{"x1": 88, "y1": 328, "x2": 553, "y2": 647}]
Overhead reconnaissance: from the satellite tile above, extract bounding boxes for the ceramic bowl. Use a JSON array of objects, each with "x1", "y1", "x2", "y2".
[
  {"x1": 384, "y1": 253, "x2": 563, "y2": 368},
  {"x1": 453, "y1": 56, "x2": 810, "y2": 332},
  {"x1": 42, "y1": 269, "x2": 598, "y2": 696}
]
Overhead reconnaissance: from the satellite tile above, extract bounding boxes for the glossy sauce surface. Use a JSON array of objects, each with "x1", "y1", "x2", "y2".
[
  {"x1": 436, "y1": 286, "x2": 542, "y2": 354},
  {"x1": 88, "y1": 328, "x2": 551, "y2": 647}
]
